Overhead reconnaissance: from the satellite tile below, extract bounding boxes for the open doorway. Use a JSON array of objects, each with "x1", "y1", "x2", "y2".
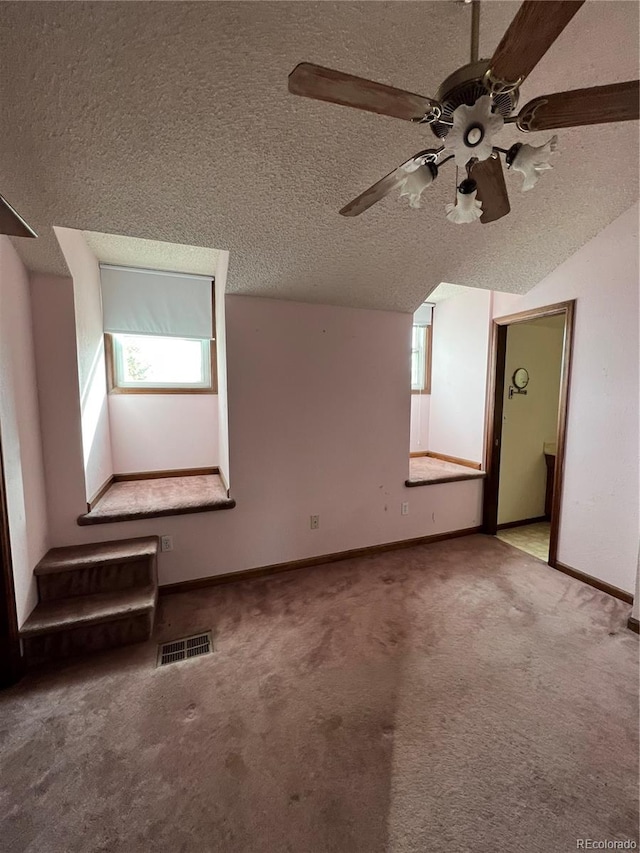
[{"x1": 483, "y1": 301, "x2": 575, "y2": 567}]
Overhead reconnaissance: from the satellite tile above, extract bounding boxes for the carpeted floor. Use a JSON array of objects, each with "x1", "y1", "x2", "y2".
[{"x1": 0, "y1": 534, "x2": 637, "y2": 853}]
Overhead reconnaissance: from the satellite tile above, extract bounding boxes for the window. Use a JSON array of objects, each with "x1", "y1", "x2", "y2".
[
  {"x1": 106, "y1": 333, "x2": 216, "y2": 393},
  {"x1": 411, "y1": 324, "x2": 432, "y2": 393}
]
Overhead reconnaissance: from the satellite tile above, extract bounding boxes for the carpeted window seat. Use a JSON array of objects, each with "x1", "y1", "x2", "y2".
[
  {"x1": 78, "y1": 474, "x2": 235, "y2": 525},
  {"x1": 405, "y1": 456, "x2": 486, "y2": 487}
]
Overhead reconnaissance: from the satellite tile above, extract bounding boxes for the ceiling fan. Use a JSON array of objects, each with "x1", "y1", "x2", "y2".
[
  {"x1": 0, "y1": 194, "x2": 37, "y2": 238},
  {"x1": 288, "y1": 0, "x2": 639, "y2": 224}
]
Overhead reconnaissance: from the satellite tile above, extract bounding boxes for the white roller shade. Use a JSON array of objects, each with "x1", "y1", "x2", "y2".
[
  {"x1": 100, "y1": 265, "x2": 213, "y2": 339},
  {"x1": 413, "y1": 303, "x2": 433, "y2": 326}
]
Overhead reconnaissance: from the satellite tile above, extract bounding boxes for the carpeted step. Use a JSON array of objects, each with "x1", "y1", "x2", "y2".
[
  {"x1": 35, "y1": 536, "x2": 159, "y2": 602},
  {"x1": 20, "y1": 586, "x2": 157, "y2": 667}
]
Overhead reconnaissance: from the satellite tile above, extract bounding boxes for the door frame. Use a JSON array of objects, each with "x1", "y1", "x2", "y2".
[
  {"x1": 0, "y1": 424, "x2": 23, "y2": 688},
  {"x1": 482, "y1": 300, "x2": 576, "y2": 568}
]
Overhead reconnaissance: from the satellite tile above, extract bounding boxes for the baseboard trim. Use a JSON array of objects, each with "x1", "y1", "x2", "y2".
[
  {"x1": 159, "y1": 525, "x2": 483, "y2": 596},
  {"x1": 409, "y1": 451, "x2": 430, "y2": 458},
  {"x1": 87, "y1": 476, "x2": 114, "y2": 511},
  {"x1": 626, "y1": 616, "x2": 639, "y2": 634},
  {"x1": 113, "y1": 466, "x2": 219, "y2": 482},
  {"x1": 426, "y1": 451, "x2": 483, "y2": 471},
  {"x1": 497, "y1": 516, "x2": 548, "y2": 530},
  {"x1": 552, "y1": 560, "x2": 633, "y2": 605}
]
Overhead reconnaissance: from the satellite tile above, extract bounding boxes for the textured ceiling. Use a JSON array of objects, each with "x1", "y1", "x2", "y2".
[
  {"x1": 83, "y1": 231, "x2": 220, "y2": 277},
  {"x1": 1, "y1": 1, "x2": 638, "y2": 312},
  {"x1": 427, "y1": 281, "x2": 480, "y2": 303}
]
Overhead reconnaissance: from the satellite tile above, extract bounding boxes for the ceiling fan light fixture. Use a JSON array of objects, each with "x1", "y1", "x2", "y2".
[
  {"x1": 445, "y1": 180, "x2": 483, "y2": 224},
  {"x1": 399, "y1": 162, "x2": 438, "y2": 209},
  {"x1": 445, "y1": 95, "x2": 504, "y2": 167},
  {"x1": 508, "y1": 134, "x2": 558, "y2": 191}
]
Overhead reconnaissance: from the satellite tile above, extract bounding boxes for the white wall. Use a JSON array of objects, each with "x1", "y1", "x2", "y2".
[
  {"x1": 512, "y1": 203, "x2": 639, "y2": 594},
  {"x1": 29, "y1": 289, "x2": 483, "y2": 585},
  {"x1": 54, "y1": 227, "x2": 113, "y2": 502},
  {"x1": 492, "y1": 291, "x2": 524, "y2": 319},
  {"x1": 409, "y1": 394, "x2": 430, "y2": 453},
  {"x1": 108, "y1": 394, "x2": 218, "y2": 473},
  {"x1": 215, "y1": 251, "x2": 231, "y2": 490},
  {"x1": 498, "y1": 319, "x2": 564, "y2": 525},
  {"x1": 428, "y1": 289, "x2": 492, "y2": 464},
  {"x1": 0, "y1": 238, "x2": 48, "y2": 626}
]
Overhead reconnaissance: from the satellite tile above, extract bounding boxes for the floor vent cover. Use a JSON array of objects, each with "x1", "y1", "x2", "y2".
[{"x1": 157, "y1": 632, "x2": 213, "y2": 667}]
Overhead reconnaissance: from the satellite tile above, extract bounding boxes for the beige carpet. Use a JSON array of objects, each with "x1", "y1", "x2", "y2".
[
  {"x1": 0, "y1": 535, "x2": 637, "y2": 852},
  {"x1": 79, "y1": 474, "x2": 233, "y2": 524},
  {"x1": 407, "y1": 456, "x2": 485, "y2": 485}
]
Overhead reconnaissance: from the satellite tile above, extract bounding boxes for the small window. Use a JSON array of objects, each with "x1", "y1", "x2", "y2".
[
  {"x1": 411, "y1": 324, "x2": 432, "y2": 394},
  {"x1": 106, "y1": 333, "x2": 215, "y2": 393}
]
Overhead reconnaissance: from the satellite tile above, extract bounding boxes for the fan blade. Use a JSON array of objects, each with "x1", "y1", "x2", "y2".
[
  {"x1": 488, "y1": 1, "x2": 584, "y2": 88},
  {"x1": 288, "y1": 62, "x2": 438, "y2": 122},
  {"x1": 471, "y1": 155, "x2": 510, "y2": 224},
  {"x1": 0, "y1": 194, "x2": 37, "y2": 238},
  {"x1": 517, "y1": 81, "x2": 640, "y2": 130},
  {"x1": 340, "y1": 151, "x2": 436, "y2": 217}
]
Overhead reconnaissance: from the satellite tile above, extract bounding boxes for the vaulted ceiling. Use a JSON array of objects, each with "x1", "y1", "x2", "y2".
[{"x1": 1, "y1": 1, "x2": 638, "y2": 312}]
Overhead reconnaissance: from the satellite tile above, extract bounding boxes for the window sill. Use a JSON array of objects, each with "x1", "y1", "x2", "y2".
[
  {"x1": 78, "y1": 473, "x2": 235, "y2": 525},
  {"x1": 108, "y1": 387, "x2": 217, "y2": 396},
  {"x1": 405, "y1": 456, "x2": 485, "y2": 487}
]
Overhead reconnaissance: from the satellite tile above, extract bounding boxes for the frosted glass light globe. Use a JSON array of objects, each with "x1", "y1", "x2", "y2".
[
  {"x1": 509, "y1": 135, "x2": 558, "y2": 191},
  {"x1": 445, "y1": 181, "x2": 483, "y2": 224},
  {"x1": 399, "y1": 164, "x2": 436, "y2": 209}
]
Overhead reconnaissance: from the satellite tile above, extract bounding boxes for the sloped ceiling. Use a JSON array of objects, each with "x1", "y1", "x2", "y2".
[
  {"x1": 0, "y1": 1, "x2": 638, "y2": 312},
  {"x1": 83, "y1": 231, "x2": 221, "y2": 278}
]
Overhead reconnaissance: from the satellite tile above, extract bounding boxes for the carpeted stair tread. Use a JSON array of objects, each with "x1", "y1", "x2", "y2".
[
  {"x1": 20, "y1": 586, "x2": 157, "y2": 637},
  {"x1": 35, "y1": 536, "x2": 159, "y2": 575}
]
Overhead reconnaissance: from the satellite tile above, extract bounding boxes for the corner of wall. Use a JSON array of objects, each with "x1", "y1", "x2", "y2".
[
  {"x1": 0, "y1": 237, "x2": 49, "y2": 625},
  {"x1": 214, "y1": 251, "x2": 230, "y2": 492},
  {"x1": 29, "y1": 271, "x2": 87, "y2": 544},
  {"x1": 53, "y1": 227, "x2": 114, "y2": 502}
]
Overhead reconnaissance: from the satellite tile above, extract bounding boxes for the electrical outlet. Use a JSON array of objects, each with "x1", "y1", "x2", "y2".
[
  {"x1": 401, "y1": 502, "x2": 409, "y2": 516},
  {"x1": 310, "y1": 515, "x2": 320, "y2": 530},
  {"x1": 161, "y1": 535, "x2": 173, "y2": 552}
]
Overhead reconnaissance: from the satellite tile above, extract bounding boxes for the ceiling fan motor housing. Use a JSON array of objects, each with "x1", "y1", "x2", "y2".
[{"x1": 430, "y1": 60, "x2": 518, "y2": 139}]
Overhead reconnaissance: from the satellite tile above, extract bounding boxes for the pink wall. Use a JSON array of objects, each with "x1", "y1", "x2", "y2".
[
  {"x1": 54, "y1": 228, "x2": 113, "y2": 501},
  {"x1": 0, "y1": 238, "x2": 48, "y2": 626},
  {"x1": 513, "y1": 203, "x2": 639, "y2": 593},
  {"x1": 108, "y1": 394, "x2": 218, "y2": 473},
  {"x1": 30, "y1": 274, "x2": 88, "y2": 539},
  {"x1": 428, "y1": 289, "x2": 492, "y2": 464},
  {"x1": 29, "y1": 290, "x2": 483, "y2": 585}
]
